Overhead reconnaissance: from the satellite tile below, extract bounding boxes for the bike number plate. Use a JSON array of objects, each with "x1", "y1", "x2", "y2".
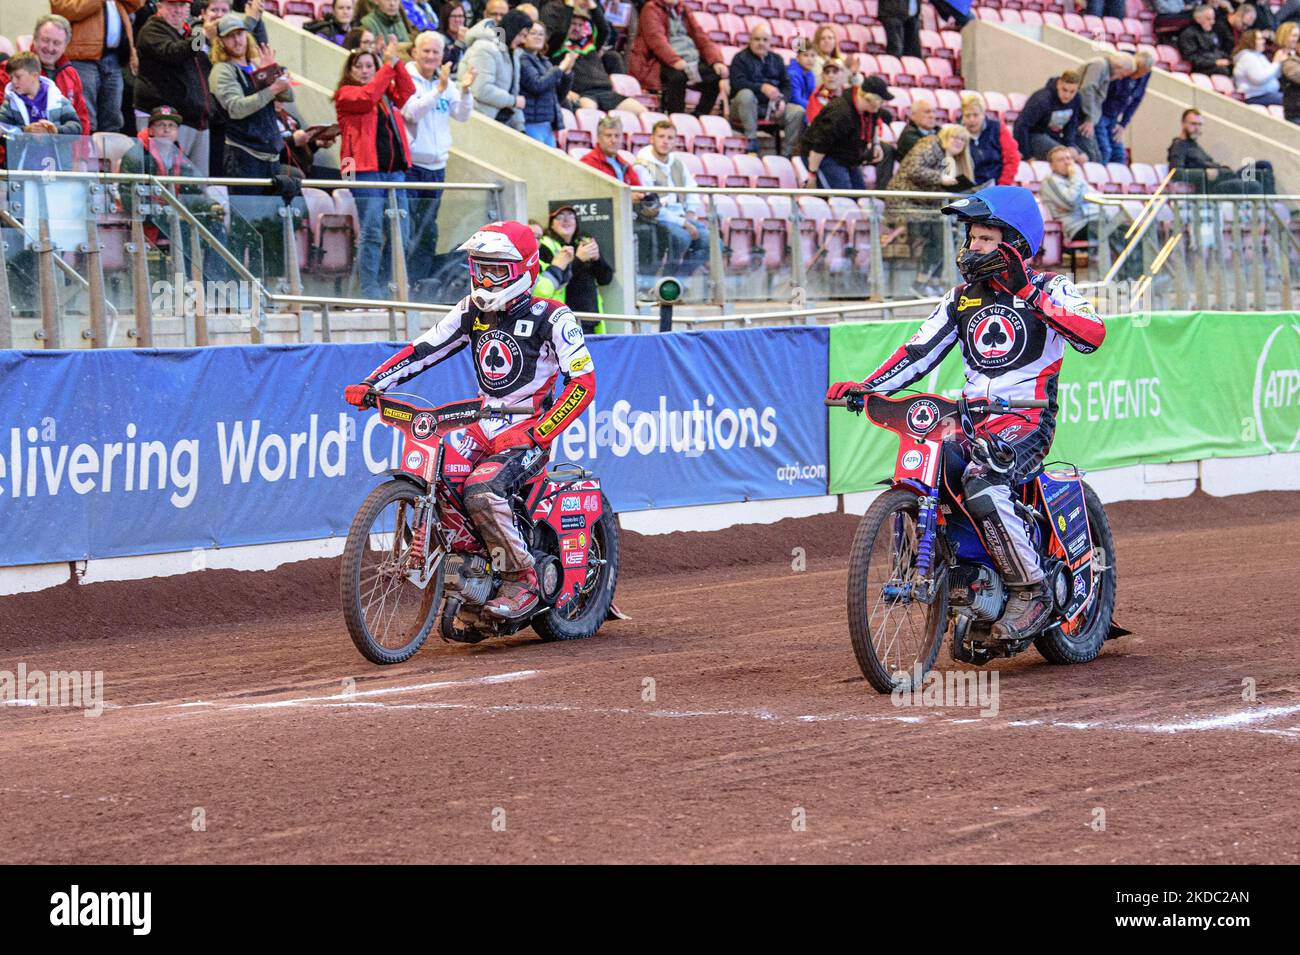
[{"x1": 894, "y1": 439, "x2": 941, "y2": 487}]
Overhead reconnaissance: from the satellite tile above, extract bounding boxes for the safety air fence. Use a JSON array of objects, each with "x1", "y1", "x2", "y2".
[{"x1": 1, "y1": 312, "x2": 1297, "y2": 567}]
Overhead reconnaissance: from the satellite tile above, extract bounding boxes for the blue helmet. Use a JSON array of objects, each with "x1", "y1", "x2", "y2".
[{"x1": 941, "y1": 185, "x2": 1044, "y2": 258}]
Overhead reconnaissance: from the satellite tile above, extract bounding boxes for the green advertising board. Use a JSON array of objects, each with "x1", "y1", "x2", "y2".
[{"x1": 828, "y1": 312, "x2": 1300, "y2": 495}]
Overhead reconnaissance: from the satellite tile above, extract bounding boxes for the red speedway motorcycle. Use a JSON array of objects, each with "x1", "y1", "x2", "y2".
[
  {"x1": 826, "y1": 387, "x2": 1123, "y2": 693},
  {"x1": 341, "y1": 393, "x2": 621, "y2": 665}
]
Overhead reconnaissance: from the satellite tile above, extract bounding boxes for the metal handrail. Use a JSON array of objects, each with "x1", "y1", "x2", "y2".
[{"x1": 0, "y1": 168, "x2": 503, "y2": 193}]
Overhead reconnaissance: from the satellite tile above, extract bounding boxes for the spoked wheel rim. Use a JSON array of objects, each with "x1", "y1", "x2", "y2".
[
  {"x1": 862, "y1": 499, "x2": 944, "y2": 687},
  {"x1": 357, "y1": 496, "x2": 437, "y2": 651}
]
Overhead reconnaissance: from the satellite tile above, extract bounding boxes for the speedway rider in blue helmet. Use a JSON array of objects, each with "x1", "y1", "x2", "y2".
[{"x1": 827, "y1": 186, "x2": 1107, "y2": 642}]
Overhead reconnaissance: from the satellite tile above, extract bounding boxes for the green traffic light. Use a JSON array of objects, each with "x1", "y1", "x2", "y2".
[{"x1": 655, "y1": 277, "x2": 682, "y2": 304}]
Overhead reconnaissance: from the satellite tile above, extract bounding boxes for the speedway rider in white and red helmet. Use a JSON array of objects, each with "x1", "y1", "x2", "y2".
[
  {"x1": 344, "y1": 220, "x2": 596, "y2": 620},
  {"x1": 827, "y1": 186, "x2": 1106, "y2": 643}
]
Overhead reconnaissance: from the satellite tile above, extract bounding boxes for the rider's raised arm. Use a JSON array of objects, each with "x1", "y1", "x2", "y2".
[
  {"x1": 862, "y1": 289, "x2": 961, "y2": 394},
  {"x1": 365, "y1": 302, "x2": 471, "y2": 392},
  {"x1": 532, "y1": 308, "x2": 596, "y2": 445},
  {"x1": 1027, "y1": 274, "x2": 1106, "y2": 354}
]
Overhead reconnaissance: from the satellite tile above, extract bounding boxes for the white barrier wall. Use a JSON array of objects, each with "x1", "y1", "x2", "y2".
[{"x1": 3, "y1": 452, "x2": 1295, "y2": 595}]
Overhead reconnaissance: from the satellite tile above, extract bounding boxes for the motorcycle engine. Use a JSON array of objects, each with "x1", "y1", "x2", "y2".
[
  {"x1": 950, "y1": 564, "x2": 1006, "y2": 622},
  {"x1": 443, "y1": 553, "x2": 494, "y2": 606}
]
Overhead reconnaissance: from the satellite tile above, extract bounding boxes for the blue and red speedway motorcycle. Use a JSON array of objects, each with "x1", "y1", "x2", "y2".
[{"x1": 826, "y1": 387, "x2": 1124, "y2": 693}]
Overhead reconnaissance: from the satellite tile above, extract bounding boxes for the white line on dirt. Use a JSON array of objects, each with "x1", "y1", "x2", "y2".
[
  {"x1": 1121, "y1": 702, "x2": 1300, "y2": 733},
  {"x1": 131, "y1": 669, "x2": 539, "y2": 712}
]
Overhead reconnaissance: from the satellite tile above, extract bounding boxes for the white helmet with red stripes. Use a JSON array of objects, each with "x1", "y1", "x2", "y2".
[{"x1": 458, "y1": 221, "x2": 540, "y2": 312}]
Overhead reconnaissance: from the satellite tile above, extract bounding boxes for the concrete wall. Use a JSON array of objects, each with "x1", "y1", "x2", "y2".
[
  {"x1": 962, "y1": 20, "x2": 1300, "y2": 191},
  {"x1": 0, "y1": 0, "x2": 47, "y2": 39}
]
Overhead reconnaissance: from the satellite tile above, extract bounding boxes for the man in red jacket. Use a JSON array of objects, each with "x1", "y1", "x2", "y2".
[
  {"x1": 50, "y1": 0, "x2": 143, "y2": 134},
  {"x1": 629, "y1": 0, "x2": 728, "y2": 116},
  {"x1": 0, "y1": 14, "x2": 93, "y2": 136},
  {"x1": 579, "y1": 115, "x2": 667, "y2": 288}
]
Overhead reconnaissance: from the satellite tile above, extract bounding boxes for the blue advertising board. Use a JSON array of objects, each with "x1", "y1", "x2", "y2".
[{"x1": 0, "y1": 326, "x2": 828, "y2": 566}]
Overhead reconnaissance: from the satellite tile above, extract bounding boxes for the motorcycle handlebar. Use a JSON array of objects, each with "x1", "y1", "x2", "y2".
[
  {"x1": 824, "y1": 394, "x2": 1050, "y2": 410},
  {"x1": 483, "y1": 404, "x2": 535, "y2": 417}
]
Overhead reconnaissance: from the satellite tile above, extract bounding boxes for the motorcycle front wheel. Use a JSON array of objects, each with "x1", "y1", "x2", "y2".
[
  {"x1": 847, "y1": 488, "x2": 950, "y2": 694},
  {"x1": 341, "y1": 480, "x2": 445, "y2": 665}
]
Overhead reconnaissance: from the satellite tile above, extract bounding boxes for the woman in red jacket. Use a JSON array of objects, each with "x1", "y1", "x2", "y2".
[
  {"x1": 334, "y1": 38, "x2": 416, "y2": 300},
  {"x1": 629, "y1": 0, "x2": 727, "y2": 116}
]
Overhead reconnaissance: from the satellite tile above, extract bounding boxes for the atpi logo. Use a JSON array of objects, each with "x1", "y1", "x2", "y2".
[
  {"x1": 901, "y1": 449, "x2": 924, "y2": 470},
  {"x1": 1254, "y1": 323, "x2": 1300, "y2": 453}
]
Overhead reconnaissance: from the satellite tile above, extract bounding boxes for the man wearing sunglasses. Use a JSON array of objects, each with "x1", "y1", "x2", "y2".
[{"x1": 344, "y1": 219, "x2": 596, "y2": 620}]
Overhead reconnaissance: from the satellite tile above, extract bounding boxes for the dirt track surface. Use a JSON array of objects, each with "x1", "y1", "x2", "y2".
[{"x1": 3, "y1": 490, "x2": 1300, "y2": 864}]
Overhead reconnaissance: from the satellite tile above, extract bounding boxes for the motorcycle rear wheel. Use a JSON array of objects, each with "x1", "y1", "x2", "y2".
[
  {"x1": 848, "y1": 487, "x2": 950, "y2": 694},
  {"x1": 533, "y1": 494, "x2": 620, "y2": 642},
  {"x1": 1034, "y1": 481, "x2": 1117, "y2": 664},
  {"x1": 341, "y1": 480, "x2": 444, "y2": 665}
]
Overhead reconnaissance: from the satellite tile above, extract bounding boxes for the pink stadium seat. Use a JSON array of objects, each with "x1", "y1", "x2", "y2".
[
  {"x1": 797, "y1": 196, "x2": 833, "y2": 270},
  {"x1": 733, "y1": 153, "x2": 773, "y2": 187},
  {"x1": 719, "y1": 12, "x2": 747, "y2": 43},
  {"x1": 717, "y1": 195, "x2": 756, "y2": 270},
  {"x1": 763, "y1": 154, "x2": 799, "y2": 189},
  {"x1": 925, "y1": 56, "x2": 961, "y2": 91},
  {"x1": 609, "y1": 74, "x2": 643, "y2": 99},
  {"x1": 838, "y1": 0, "x2": 864, "y2": 24},
  {"x1": 1030, "y1": 159, "x2": 1051, "y2": 183},
  {"x1": 699, "y1": 114, "x2": 746, "y2": 154},
  {"x1": 315, "y1": 189, "x2": 357, "y2": 275},
  {"x1": 1063, "y1": 13, "x2": 1086, "y2": 32},
  {"x1": 678, "y1": 151, "x2": 706, "y2": 181},
  {"x1": 977, "y1": 8, "x2": 1002, "y2": 22},
  {"x1": 700, "y1": 151, "x2": 736, "y2": 185},
  {"x1": 92, "y1": 131, "x2": 135, "y2": 173},
  {"x1": 1209, "y1": 74, "x2": 1235, "y2": 96},
  {"x1": 1130, "y1": 162, "x2": 1159, "y2": 192},
  {"x1": 1043, "y1": 11, "x2": 1065, "y2": 29},
  {"x1": 568, "y1": 146, "x2": 589, "y2": 161},
  {"x1": 284, "y1": 0, "x2": 315, "y2": 14},
  {"x1": 671, "y1": 112, "x2": 706, "y2": 151},
  {"x1": 819, "y1": 0, "x2": 844, "y2": 22},
  {"x1": 696, "y1": 11, "x2": 724, "y2": 40},
  {"x1": 901, "y1": 55, "x2": 930, "y2": 86},
  {"x1": 1189, "y1": 73, "x2": 1214, "y2": 92},
  {"x1": 934, "y1": 87, "x2": 963, "y2": 120},
  {"x1": 1107, "y1": 162, "x2": 1138, "y2": 193},
  {"x1": 941, "y1": 30, "x2": 962, "y2": 58},
  {"x1": 920, "y1": 28, "x2": 942, "y2": 54},
  {"x1": 282, "y1": 13, "x2": 309, "y2": 29},
  {"x1": 876, "y1": 54, "x2": 904, "y2": 84},
  {"x1": 0, "y1": 36, "x2": 15, "y2": 57},
  {"x1": 772, "y1": 18, "x2": 799, "y2": 48},
  {"x1": 1082, "y1": 14, "x2": 1105, "y2": 36},
  {"x1": 1021, "y1": 10, "x2": 1043, "y2": 26},
  {"x1": 16, "y1": 34, "x2": 32, "y2": 51},
  {"x1": 576, "y1": 108, "x2": 603, "y2": 135}
]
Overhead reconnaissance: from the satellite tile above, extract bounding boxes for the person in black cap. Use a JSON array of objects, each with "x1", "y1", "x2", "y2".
[
  {"x1": 801, "y1": 75, "x2": 895, "y2": 190},
  {"x1": 120, "y1": 104, "x2": 229, "y2": 281}
]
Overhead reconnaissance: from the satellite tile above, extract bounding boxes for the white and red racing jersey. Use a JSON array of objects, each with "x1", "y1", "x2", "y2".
[
  {"x1": 364, "y1": 295, "x2": 595, "y2": 441},
  {"x1": 863, "y1": 270, "x2": 1105, "y2": 423}
]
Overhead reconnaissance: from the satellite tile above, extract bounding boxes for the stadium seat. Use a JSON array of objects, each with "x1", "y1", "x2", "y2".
[
  {"x1": 699, "y1": 114, "x2": 746, "y2": 154},
  {"x1": 92, "y1": 131, "x2": 135, "y2": 173},
  {"x1": 700, "y1": 151, "x2": 737, "y2": 186},
  {"x1": 315, "y1": 189, "x2": 357, "y2": 275},
  {"x1": 671, "y1": 113, "x2": 706, "y2": 152},
  {"x1": 732, "y1": 153, "x2": 775, "y2": 187},
  {"x1": 762, "y1": 154, "x2": 799, "y2": 189},
  {"x1": 796, "y1": 196, "x2": 832, "y2": 269},
  {"x1": 934, "y1": 87, "x2": 963, "y2": 121},
  {"x1": 0, "y1": 36, "x2": 14, "y2": 57},
  {"x1": 16, "y1": 34, "x2": 32, "y2": 51}
]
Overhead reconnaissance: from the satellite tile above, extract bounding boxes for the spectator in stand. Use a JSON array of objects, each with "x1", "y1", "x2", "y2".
[
  {"x1": 534, "y1": 205, "x2": 612, "y2": 332},
  {"x1": 787, "y1": 41, "x2": 817, "y2": 109},
  {"x1": 1233, "y1": 29, "x2": 1286, "y2": 104},
  {"x1": 895, "y1": 96, "x2": 936, "y2": 163},
  {"x1": 1039, "y1": 143, "x2": 1132, "y2": 268},
  {"x1": 1013, "y1": 70, "x2": 1088, "y2": 162},
  {"x1": 543, "y1": 1, "x2": 624, "y2": 76},
  {"x1": 1278, "y1": 22, "x2": 1300, "y2": 121},
  {"x1": 120, "y1": 105, "x2": 226, "y2": 279},
  {"x1": 0, "y1": 52, "x2": 84, "y2": 136},
  {"x1": 629, "y1": 0, "x2": 728, "y2": 117},
  {"x1": 933, "y1": 0, "x2": 973, "y2": 28},
  {"x1": 879, "y1": 0, "x2": 923, "y2": 60},
  {"x1": 0, "y1": 15, "x2": 92, "y2": 140},
  {"x1": 581, "y1": 115, "x2": 665, "y2": 283},
  {"x1": 134, "y1": 0, "x2": 218, "y2": 174},
  {"x1": 961, "y1": 94, "x2": 1019, "y2": 185},
  {"x1": 276, "y1": 99, "x2": 338, "y2": 180},
  {"x1": 1097, "y1": 49, "x2": 1152, "y2": 163},
  {"x1": 885, "y1": 123, "x2": 973, "y2": 296},
  {"x1": 50, "y1": 0, "x2": 143, "y2": 134},
  {"x1": 635, "y1": 120, "x2": 708, "y2": 276},
  {"x1": 555, "y1": 9, "x2": 644, "y2": 113},
  {"x1": 464, "y1": 8, "x2": 531, "y2": 132},
  {"x1": 811, "y1": 24, "x2": 858, "y2": 79},
  {"x1": 363, "y1": 0, "x2": 415, "y2": 46},
  {"x1": 1179, "y1": 4, "x2": 1233, "y2": 75},
  {"x1": 1279, "y1": 0, "x2": 1300, "y2": 25},
  {"x1": 210, "y1": 15, "x2": 298, "y2": 275},
  {"x1": 438, "y1": 2, "x2": 469, "y2": 72},
  {"x1": 1077, "y1": 51, "x2": 1135, "y2": 163},
  {"x1": 521, "y1": 22, "x2": 575, "y2": 146},
  {"x1": 729, "y1": 25, "x2": 806, "y2": 156},
  {"x1": 402, "y1": 30, "x2": 473, "y2": 288},
  {"x1": 462, "y1": 0, "x2": 507, "y2": 52},
  {"x1": 237, "y1": 0, "x2": 271, "y2": 47},
  {"x1": 801, "y1": 76, "x2": 895, "y2": 190},
  {"x1": 1242, "y1": 1, "x2": 1278, "y2": 33},
  {"x1": 805, "y1": 57, "x2": 848, "y2": 124},
  {"x1": 1167, "y1": 106, "x2": 1274, "y2": 192},
  {"x1": 1217, "y1": 3, "x2": 1258, "y2": 50},
  {"x1": 335, "y1": 39, "x2": 417, "y2": 299},
  {"x1": 1151, "y1": 0, "x2": 1197, "y2": 45},
  {"x1": 307, "y1": 0, "x2": 356, "y2": 45},
  {"x1": 403, "y1": 0, "x2": 440, "y2": 32},
  {"x1": 345, "y1": 28, "x2": 379, "y2": 53},
  {"x1": 1085, "y1": 0, "x2": 1127, "y2": 16}
]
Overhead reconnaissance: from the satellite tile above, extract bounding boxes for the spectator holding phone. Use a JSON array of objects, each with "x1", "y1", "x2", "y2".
[{"x1": 534, "y1": 205, "x2": 612, "y2": 332}]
